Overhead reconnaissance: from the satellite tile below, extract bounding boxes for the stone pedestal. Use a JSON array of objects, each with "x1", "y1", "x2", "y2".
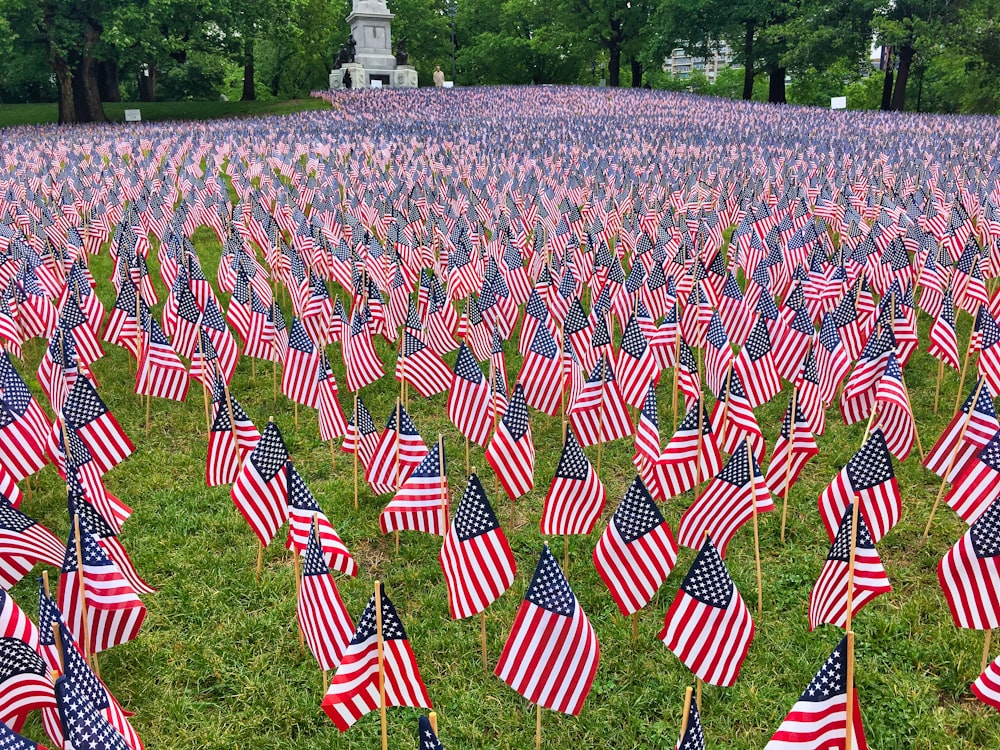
[
  {"x1": 329, "y1": 63, "x2": 368, "y2": 90},
  {"x1": 393, "y1": 65, "x2": 418, "y2": 88}
]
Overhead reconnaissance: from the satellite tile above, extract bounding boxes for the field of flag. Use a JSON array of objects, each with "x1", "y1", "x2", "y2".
[{"x1": 2, "y1": 85, "x2": 1000, "y2": 748}]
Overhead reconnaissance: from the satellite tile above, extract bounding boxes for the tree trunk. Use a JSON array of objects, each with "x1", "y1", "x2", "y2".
[
  {"x1": 742, "y1": 22, "x2": 755, "y2": 100},
  {"x1": 767, "y1": 65, "x2": 786, "y2": 103},
  {"x1": 97, "y1": 59, "x2": 121, "y2": 102},
  {"x1": 53, "y1": 55, "x2": 76, "y2": 125},
  {"x1": 890, "y1": 44, "x2": 914, "y2": 111},
  {"x1": 242, "y1": 37, "x2": 256, "y2": 101},
  {"x1": 608, "y1": 44, "x2": 620, "y2": 87},
  {"x1": 630, "y1": 59, "x2": 642, "y2": 87},
  {"x1": 138, "y1": 62, "x2": 157, "y2": 102},
  {"x1": 880, "y1": 47, "x2": 894, "y2": 111}
]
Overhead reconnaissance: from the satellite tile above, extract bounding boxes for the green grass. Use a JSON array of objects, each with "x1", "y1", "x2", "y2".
[
  {"x1": 0, "y1": 99, "x2": 329, "y2": 128},
  {"x1": 8, "y1": 225, "x2": 1000, "y2": 749}
]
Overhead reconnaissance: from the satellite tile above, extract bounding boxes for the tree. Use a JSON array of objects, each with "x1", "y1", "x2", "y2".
[{"x1": 561, "y1": 0, "x2": 654, "y2": 87}]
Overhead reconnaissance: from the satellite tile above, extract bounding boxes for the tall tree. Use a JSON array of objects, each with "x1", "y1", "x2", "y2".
[{"x1": 563, "y1": 0, "x2": 654, "y2": 86}]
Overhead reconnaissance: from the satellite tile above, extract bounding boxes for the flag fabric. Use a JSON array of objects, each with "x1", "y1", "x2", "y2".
[
  {"x1": 655, "y1": 399, "x2": 723, "y2": 499},
  {"x1": 206, "y1": 379, "x2": 260, "y2": 487},
  {"x1": 365, "y1": 404, "x2": 429, "y2": 496},
  {"x1": 57, "y1": 521, "x2": 146, "y2": 655},
  {"x1": 517, "y1": 324, "x2": 563, "y2": 416},
  {"x1": 0, "y1": 389, "x2": 48, "y2": 482},
  {"x1": 872, "y1": 353, "x2": 915, "y2": 460},
  {"x1": 286, "y1": 463, "x2": 356, "y2": 576},
  {"x1": 379, "y1": 441, "x2": 449, "y2": 536},
  {"x1": 658, "y1": 535, "x2": 754, "y2": 687},
  {"x1": 676, "y1": 439, "x2": 773, "y2": 558},
  {"x1": 973, "y1": 652, "x2": 1000, "y2": 711},
  {"x1": 705, "y1": 311, "x2": 735, "y2": 398},
  {"x1": 282, "y1": 317, "x2": 320, "y2": 408},
  {"x1": 485, "y1": 384, "x2": 535, "y2": 501},
  {"x1": 938, "y1": 496, "x2": 1000, "y2": 630},
  {"x1": 397, "y1": 331, "x2": 453, "y2": 398},
  {"x1": 540, "y1": 426, "x2": 606, "y2": 536},
  {"x1": 297, "y1": 520, "x2": 355, "y2": 672},
  {"x1": 928, "y1": 289, "x2": 960, "y2": 370},
  {"x1": 808, "y1": 503, "x2": 892, "y2": 630},
  {"x1": 568, "y1": 355, "x2": 634, "y2": 447},
  {"x1": 135, "y1": 309, "x2": 189, "y2": 402},
  {"x1": 447, "y1": 343, "x2": 492, "y2": 447},
  {"x1": 0, "y1": 588, "x2": 56, "y2": 729},
  {"x1": 593, "y1": 476, "x2": 678, "y2": 616},
  {"x1": 733, "y1": 316, "x2": 782, "y2": 407},
  {"x1": 0, "y1": 720, "x2": 47, "y2": 750},
  {"x1": 417, "y1": 714, "x2": 444, "y2": 750},
  {"x1": 230, "y1": 421, "x2": 290, "y2": 547},
  {"x1": 53, "y1": 676, "x2": 131, "y2": 750},
  {"x1": 816, "y1": 312, "x2": 852, "y2": 406},
  {"x1": 341, "y1": 395, "x2": 379, "y2": 470},
  {"x1": 494, "y1": 545, "x2": 599, "y2": 715},
  {"x1": 764, "y1": 634, "x2": 867, "y2": 749},
  {"x1": 0, "y1": 491, "x2": 65, "y2": 569},
  {"x1": 615, "y1": 314, "x2": 659, "y2": 408},
  {"x1": 60, "y1": 377, "x2": 134, "y2": 476},
  {"x1": 764, "y1": 393, "x2": 819, "y2": 499},
  {"x1": 439, "y1": 472, "x2": 516, "y2": 619},
  {"x1": 674, "y1": 693, "x2": 704, "y2": 750},
  {"x1": 321, "y1": 587, "x2": 431, "y2": 731},
  {"x1": 943, "y1": 429, "x2": 1000, "y2": 526},
  {"x1": 924, "y1": 379, "x2": 998, "y2": 482},
  {"x1": 709, "y1": 368, "x2": 766, "y2": 463},
  {"x1": 345, "y1": 308, "x2": 385, "y2": 393},
  {"x1": 817, "y1": 429, "x2": 901, "y2": 544},
  {"x1": 633, "y1": 381, "x2": 662, "y2": 499}
]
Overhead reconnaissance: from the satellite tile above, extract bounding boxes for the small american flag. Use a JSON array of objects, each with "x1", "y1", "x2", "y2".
[
  {"x1": 282, "y1": 317, "x2": 320, "y2": 408},
  {"x1": 494, "y1": 545, "x2": 599, "y2": 715},
  {"x1": 973, "y1": 652, "x2": 1000, "y2": 711},
  {"x1": 655, "y1": 399, "x2": 722, "y2": 499},
  {"x1": 517, "y1": 324, "x2": 563, "y2": 416},
  {"x1": 379, "y1": 441, "x2": 449, "y2": 536},
  {"x1": 733, "y1": 316, "x2": 782, "y2": 408},
  {"x1": 447, "y1": 343, "x2": 492, "y2": 447},
  {"x1": 658, "y1": 535, "x2": 754, "y2": 687},
  {"x1": 286, "y1": 464, "x2": 356, "y2": 576},
  {"x1": 231, "y1": 421, "x2": 290, "y2": 547},
  {"x1": 297, "y1": 520, "x2": 355, "y2": 672},
  {"x1": 540, "y1": 426, "x2": 606, "y2": 536},
  {"x1": 924, "y1": 378, "x2": 997, "y2": 482},
  {"x1": 60, "y1": 376, "x2": 134, "y2": 476},
  {"x1": 485, "y1": 384, "x2": 535, "y2": 500},
  {"x1": 365, "y1": 403, "x2": 428, "y2": 496},
  {"x1": 939, "y1": 495, "x2": 1000, "y2": 630}
]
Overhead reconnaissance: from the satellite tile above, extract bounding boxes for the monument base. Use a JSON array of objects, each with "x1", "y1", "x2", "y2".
[
  {"x1": 329, "y1": 63, "x2": 368, "y2": 90},
  {"x1": 329, "y1": 62, "x2": 417, "y2": 89}
]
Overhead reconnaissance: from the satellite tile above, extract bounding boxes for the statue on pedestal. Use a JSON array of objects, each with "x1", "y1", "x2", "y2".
[
  {"x1": 346, "y1": 35, "x2": 357, "y2": 63},
  {"x1": 395, "y1": 36, "x2": 409, "y2": 66}
]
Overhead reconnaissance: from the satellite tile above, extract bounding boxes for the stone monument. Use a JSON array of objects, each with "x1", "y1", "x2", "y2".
[{"x1": 329, "y1": 0, "x2": 418, "y2": 90}]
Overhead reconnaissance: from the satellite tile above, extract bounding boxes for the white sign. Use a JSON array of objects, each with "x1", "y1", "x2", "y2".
[
  {"x1": 370, "y1": 80, "x2": 383, "y2": 89},
  {"x1": 124, "y1": 109, "x2": 142, "y2": 122},
  {"x1": 830, "y1": 96, "x2": 847, "y2": 110},
  {"x1": 443, "y1": 81, "x2": 454, "y2": 89}
]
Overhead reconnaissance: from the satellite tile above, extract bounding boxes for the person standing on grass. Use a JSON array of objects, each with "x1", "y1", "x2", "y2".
[
  {"x1": 343, "y1": 69, "x2": 353, "y2": 90},
  {"x1": 434, "y1": 66, "x2": 444, "y2": 88}
]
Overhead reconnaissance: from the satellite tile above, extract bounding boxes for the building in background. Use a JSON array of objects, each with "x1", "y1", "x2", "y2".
[{"x1": 665, "y1": 43, "x2": 735, "y2": 83}]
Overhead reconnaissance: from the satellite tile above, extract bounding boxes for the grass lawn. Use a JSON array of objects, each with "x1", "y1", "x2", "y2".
[
  {"x1": 0, "y1": 99, "x2": 329, "y2": 128},
  {"x1": 6, "y1": 227, "x2": 1000, "y2": 748}
]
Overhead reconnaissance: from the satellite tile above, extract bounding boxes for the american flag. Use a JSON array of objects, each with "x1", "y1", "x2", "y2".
[
  {"x1": 763, "y1": 635, "x2": 867, "y2": 749},
  {"x1": 321, "y1": 586, "x2": 431, "y2": 731},
  {"x1": 517, "y1": 323, "x2": 563, "y2": 416},
  {"x1": 704, "y1": 312, "x2": 734, "y2": 398},
  {"x1": 2, "y1": 351, "x2": 53, "y2": 454},
  {"x1": 808, "y1": 503, "x2": 891, "y2": 630},
  {"x1": 341, "y1": 395, "x2": 379, "y2": 471},
  {"x1": 439, "y1": 472, "x2": 516, "y2": 619},
  {"x1": 0, "y1": 720, "x2": 44, "y2": 750},
  {"x1": 674, "y1": 691, "x2": 704, "y2": 750},
  {"x1": 0, "y1": 492, "x2": 64, "y2": 570},
  {"x1": 943, "y1": 429, "x2": 1000, "y2": 525},
  {"x1": 230, "y1": 421, "x2": 290, "y2": 547},
  {"x1": 568, "y1": 355, "x2": 634, "y2": 447},
  {"x1": 0, "y1": 588, "x2": 56, "y2": 730},
  {"x1": 417, "y1": 714, "x2": 444, "y2": 750},
  {"x1": 840, "y1": 327, "x2": 895, "y2": 425},
  {"x1": 593, "y1": 476, "x2": 677, "y2": 617},
  {"x1": 61, "y1": 376, "x2": 134, "y2": 476},
  {"x1": 938, "y1": 496, "x2": 1000, "y2": 630},
  {"x1": 676, "y1": 337, "x2": 701, "y2": 412},
  {"x1": 973, "y1": 652, "x2": 1000, "y2": 711},
  {"x1": 655, "y1": 399, "x2": 722, "y2": 499},
  {"x1": 282, "y1": 317, "x2": 320, "y2": 408},
  {"x1": 924, "y1": 379, "x2": 997, "y2": 482},
  {"x1": 615, "y1": 314, "x2": 659, "y2": 408},
  {"x1": 365, "y1": 403, "x2": 428, "y2": 496},
  {"x1": 818, "y1": 429, "x2": 901, "y2": 544},
  {"x1": 396, "y1": 331, "x2": 452, "y2": 398},
  {"x1": 37, "y1": 327, "x2": 83, "y2": 416},
  {"x1": 69, "y1": 489, "x2": 154, "y2": 596},
  {"x1": 676, "y1": 439, "x2": 773, "y2": 558},
  {"x1": 872, "y1": 353, "x2": 915, "y2": 460},
  {"x1": 57, "y1": 519, "x2": 147, "y2": 655},
  {"x1": 764, "y1": 393, "x2": 819, "y2": 499},
  {"x1": 380, "y1": 440, "x2": 449, "y2": 536},
  {"x1": 658, "y1": 535, "x2": 754, "y2": 687},
  {"x1": 494, "y1": 544, "x2": 599, "y2": 715},
  {"x1": 53, "y1": 676, "x2": 132, "y2": 750},
  {"x1": 732, "y1": 316, "x2": 782, "y2": 407},
  {"x1": 540, "y1": 426, "x2": 606, "y2": 536},
  {"x1": 286, "y1": 464, "x2": 356, "y2": 576},
  {"x1": 709, "y1": 369, "x2": 766, "y2": 463},
  {"x1": 297, "y1": 520, "x2": 355, "y2": 672},
  {"x1": 344, "y1": 308, "x2": 385, "y2": 393},
  {"x1": 135, "y1": 308, "x2": 189, "y2": 402},
  {"x1": 814, "y1": 312, "x2": 851, "y2": 406},
  {"x1": 633, "y1": 381, "x2": 662, "y2": 499},
  {"x1": 928, "y1": 288, "x2": 960, "y2": 370},
  {"x1": 316, "y1": 352, "x2": 348, "y2": 441},
  {"x1": 485, "y1": 383, "x2": 535, "y2": 500},
  {"x1": 447, "y1": 343, "x2": 492, "y2": 447},
  {"x1": 0, "y1": 395, "x2": 48, "y2": 482},
  {"x1": 977, "y1": 306, "x2": 1000, "y2": 398},
  {"x1": 205, "y1": 378, "x2": 260, "y2": 487},
  {"x1": 57, "y1": 297, "x2": 104, "y2": 365}
]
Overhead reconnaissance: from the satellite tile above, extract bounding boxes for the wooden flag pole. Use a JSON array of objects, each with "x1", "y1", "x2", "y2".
[
  {"x1": 954, "y1": 322, "x2": 977, "y2": 413},
  {"x1": 845, "y1": 630, "x2": 856, "y2": 750},
  {"x1": 438, "y1": 434, "x2": 447, "y2": 535},
  {"x1": 748, "y1": 442, "x2": 763, "y2": 618},
  {"x1": 465, "y1": 435, "x2": 470, "y2": 477},
  {"x1": 984, "y1": 630, "x2": 993, "y2": 673},
  {"x1": 679, "y1": 686, "x2": 693, "y2": 738},
  {"x1": 374, "y1": 580, "x2": 388, "y2": 750},
  {"x1": 696, "y1": 678, "x2": 703, "y2": 711},
  {"x1": 924, "y1": 376, "x2": 987, "y2": 540},
  {"x1": 197, "y1": 329, "x2": 211, "y2": 434},
  {"x1": 632, "y1": 611, "x2": 639, "y2": 643},
  {"x1": 780, "y1": 388, "x2": 797, "y2": 543},
  {"x1": 596, "y1": 354, "x2": 607, "y2": 476},
  {"x1": 535, "y1": 703, "x2": 542, "y2": 750},
  {"x1": 694, "y1": 395, "x2": 705, "y2": 502},
  {"x1": 429, "y1": 711, "x2": 438, "y2": 735},
  {"x1": 480, "y1": 610, "x2": 488, "y2": 673},
  {"x1": 934, "y1": 359, "x2": 944, "y2": 415},
  {"x1": 353, "y1": 392, "x2": 360, "y2": 510},
  {"x1": 672, "y1": 327, "x2": 681, "y2": 431}
]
